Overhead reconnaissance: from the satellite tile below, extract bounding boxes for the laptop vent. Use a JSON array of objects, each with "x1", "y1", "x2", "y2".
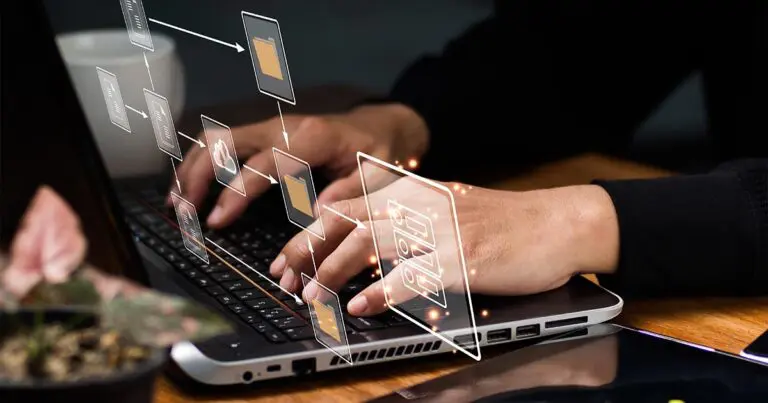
[{"x1": 328, "y1": 341, "x2": 443, "y2": 366}]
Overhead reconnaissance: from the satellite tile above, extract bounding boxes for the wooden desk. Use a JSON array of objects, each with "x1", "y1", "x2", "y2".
[{"x1": 156, "y1": 153, "x2": 768, "y2": 403}]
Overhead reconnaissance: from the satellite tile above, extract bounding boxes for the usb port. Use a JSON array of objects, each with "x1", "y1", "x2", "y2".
[
  {"x1": 516, "y1": 324, "x2": 540, "y2": 339},
  {"x1": 487, "y1": 329, "x2": 512, "y2": 344},
  {"x1": 453, "y1": 333, "x2": 481, "y2": 347}
]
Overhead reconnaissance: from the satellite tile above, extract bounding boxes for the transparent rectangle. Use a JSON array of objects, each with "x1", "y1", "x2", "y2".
[
  {"x1": 301, "y1": 273, "x2": 353, "y2": 365},
  {"x1": 96, "y1": 67, "x2": 131, "y2": 133},
  {"x1": 241, "y1": 12, "x2": 295, "y2": 104},
  {"x1": 273, "y1": 147, "x2": 325, "y2": 240},
  {"x1": 201, "y1": 115, "x2": 246, "y2": 197},
  {"x1": 170, "y1": 192, "x2": 209, "y2": 264},
  {"x1": 144, "y1": 89, "x2": 182, "y2": 160},
  {"x1": 119, "y1": 0, "x2": 154, "y2": 51},
  {"x1": 357, "y1": 152, "x2": 481, "y2": 361}
]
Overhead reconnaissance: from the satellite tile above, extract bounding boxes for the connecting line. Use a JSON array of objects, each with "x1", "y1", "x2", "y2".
[
  {"x1": 307, "y1": 236, "x2": 318, "y2": 280},
  {"x1": 125, "y1": 104, "x2": 148, "y2": 119},
  {"x1": 177, "y1": 131, "x2": 207, "y2": 148},
  {"x1": 143, "y1": 51, "x2": 155, "y2": 91},
  {"x1": 277, "y1": 101, "x2": 289, "y2": 150},
  {"x1": 148, "y1": 17, "x2": 245, "y2": 53},
  {"x1": 322, "y1": 205, "x2": 366, "y2": 229},
  {"x1": 205, "y1": 236, "x2": 303, "y2": 305},
  {"x1": 170, "y1": 158, "x2": 181, "y2": 192}
]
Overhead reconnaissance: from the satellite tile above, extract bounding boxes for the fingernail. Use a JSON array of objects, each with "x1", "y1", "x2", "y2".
[
  {"x1": 279, "y1": 267, "x2": 295, "y2": 291},
  {"x1": 347, "y1": 294, "x2": 368, "y2": 315},
  {"x1": 270, "y1": 254, "x2": 286, "y2": 276},
  {"x1": 303, "y1": 282, "x2": 318, "y2": 301},
  {"x1": 207, "y1": 205, "x2": 224, "y2": 226}
]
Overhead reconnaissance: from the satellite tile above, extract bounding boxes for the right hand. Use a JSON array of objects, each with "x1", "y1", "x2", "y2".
[{"x1": 172, "y1": 103, "x2": 429, "y2": 228}]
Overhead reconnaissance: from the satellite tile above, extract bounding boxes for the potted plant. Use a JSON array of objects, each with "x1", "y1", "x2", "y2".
[{"x1": 0, "y1": 186, "x2": 233, "y2": 403}]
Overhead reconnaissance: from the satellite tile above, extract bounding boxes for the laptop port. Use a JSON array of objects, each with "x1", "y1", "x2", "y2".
[
  {"x1": 453, "y1": 333, "x2": 481, "y2": 347},
  {"x1": 487, "y1": 329, "x2": 512, "y2": 344},
  {"x1": 516, "y1": 324, "x2": 541, "y2": 339},
  {"x1": 545, "y1": 316, "x2": 588, "y2": 329},
  {"x1": 291, "y1": 358, "x2": 316, "y2": 375}
]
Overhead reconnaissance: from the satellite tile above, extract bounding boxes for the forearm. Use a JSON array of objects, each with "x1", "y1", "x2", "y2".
[{"x1": 573, "y1": 160, "x2": 768, "y2": 298}]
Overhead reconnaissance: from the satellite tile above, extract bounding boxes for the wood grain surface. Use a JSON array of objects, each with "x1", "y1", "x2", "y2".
[{"x1": 156, "y1": 153, "x2": 767, "y2": 403}]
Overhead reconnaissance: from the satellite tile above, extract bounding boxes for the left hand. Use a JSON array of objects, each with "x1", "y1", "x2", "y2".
[{"x1": 269, "y1": 181, "x2": 619, "y2": 316}]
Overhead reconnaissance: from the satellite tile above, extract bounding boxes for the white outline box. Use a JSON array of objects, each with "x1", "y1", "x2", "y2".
[
  {"x1": 119, "y1": 0, "x2": 154, "y2": 51},
  {"x1": 241, "y1": 11, "x2": 296, "y2": 105},
  {"x1": 273, "y1": 147, "x2": 326, "y2": 240},
  {"x1": 357, "y1": 151, "x2": 481, "y2": 361},
  {"x1": 201, "y1": 115, "x2": 247, "y2": 197},
  {"x1": 96, "y1": 67, "x2": 131, "y2": 133},
  {"x1": 170, "y1": 192, "x2": 209, "y2": 264},
  {"x1": 144, "y1": 89, "x2": 182, "y2": 161},
  {"x1": 301, "y1": 273, "x2": 353, "y2": 365}
]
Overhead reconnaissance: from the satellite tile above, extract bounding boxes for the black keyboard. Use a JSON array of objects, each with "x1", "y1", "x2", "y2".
[{"x1": 118, "y1": 188, "x2": 409, "y2": 345}]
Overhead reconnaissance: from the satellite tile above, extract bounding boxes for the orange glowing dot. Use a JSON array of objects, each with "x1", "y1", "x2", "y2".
[
  {"x1": 369, "y1": 255, "x2": 378, "y2": 264},
  {"x1": 445, "y1": 311, "x2": 451, "y2": 316},
  {"x1": 481, "y1": 310, "x2": 489, "y2": 317},
  {"x1": 408, "y1": 159, "x2": 418, "y2": 169},
  {"x1": 461, "y1": 189, "x2": 467, "y2": 195},
  {"x1": 433, "y1": 326, "x2": 439, "y2": 332},
  {"x1": 375, "y1": 269, "x2": 381, "y2": 276},
  {"x1": 453, "y1": 184, "x2": 460, "y2": 191},
  {"x1": 397, "y1": 165, "x2": 404, "y2": 169},
  {"x1": 394, "y1": 160, "x2": 400, "y2": 165},
  {"x1": 428, "y1": 309, "x2": 440, "y2": 320},
  {"x1": 373, "y1": 209, "x2": 380, "y2": 216},
  {"x1": 470, "y1": 269, "x2": 476, "y2": 276}
]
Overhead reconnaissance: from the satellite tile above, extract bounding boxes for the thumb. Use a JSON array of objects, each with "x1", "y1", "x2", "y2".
[{"x1": 317, "y1": 171, "x2": 364, "y2": 205}]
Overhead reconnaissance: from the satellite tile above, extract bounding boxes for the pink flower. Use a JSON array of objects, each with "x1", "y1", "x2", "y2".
[{"x1": 1, "y1": 186, "x2": 87, "y2": 298}]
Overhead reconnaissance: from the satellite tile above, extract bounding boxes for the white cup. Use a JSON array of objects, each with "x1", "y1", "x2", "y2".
[{"x1": 57, "y1": 29, "x2": 185, "y2": 178}]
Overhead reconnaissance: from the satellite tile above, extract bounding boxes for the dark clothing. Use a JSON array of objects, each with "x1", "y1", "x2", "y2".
[{"x1": 386, "y1": 1, "x2": 768, "y2": 297}]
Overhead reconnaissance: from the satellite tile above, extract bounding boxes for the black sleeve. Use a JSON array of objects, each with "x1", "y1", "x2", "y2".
[{"x1": 593, "y1": 159, "x2": 768, "y2": 298}]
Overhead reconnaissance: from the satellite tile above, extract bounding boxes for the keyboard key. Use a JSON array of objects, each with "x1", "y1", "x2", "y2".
[
  {"x1": 182, "y1": 270, "x2": 204, "y2": 280},
  {"x1": 281, "y1": 298, "x2": 305, "y2": 310},
  {"x1": 239, "y1": 312, "x2": 262, "y2": 324},
  {"x1": 345, "y1": 315, "x2": 385, "y2": 331},
  {"x1": 386, "y1": 314, "x2": 409, "y2": 326},
  {"x1": 221, "y1": 280, "x2": 253, "y2": 292},
  {"x1": 174, "y1": 261, "x2": 191, "y2": 271},
  {"x1": 217, "y1": 295, "x2": 236, "y2": 305},
  {"x1": 246, "y1": 298, "x2": 277, "y2": 310},
  {"x1": 284, "y1": 326, "x2": 315, "y2": 341},
  {"x1": 228, "y1": 304, "x2": 248, "y2": 314},
  {"x1": 297, "y1": 309, "x2": 311, "y2": 320},
  {"x1": 251, "y1": 322, "x2": 270, "y2": 333},
  {"x1": 233, "y1": 289, "x2": 264, "y2": 301},
  {"x1": 265, "y1": 330, "x2": 286, "y2": 343},
  {"x1": 205, "y1": 286, "x2": 225, "y2": 296},
  {"x1": 271, "y1": 316, "x2": 305, "y2": 329},
  {"x1": 258, "y1": 307, "x2": 292, "y2": 320},
  {"x1": 201, "y1": 262, "x2": 228, "y2": 274},
  {"x1": 194, "y1": 277, "x2": 213, "y2": 288},
  {"x1": 211, "y1": 272, "x2": 238, "y2": 282}
]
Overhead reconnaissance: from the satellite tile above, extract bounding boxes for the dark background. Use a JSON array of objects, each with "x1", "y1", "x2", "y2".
[{"x1": 43, "y1": 0, "x2": 709, "y2": 171}]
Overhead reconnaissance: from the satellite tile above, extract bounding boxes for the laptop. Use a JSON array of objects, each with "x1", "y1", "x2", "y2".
[{"x1": 1, "y1": 1, "x2": 622, "y2": 386}]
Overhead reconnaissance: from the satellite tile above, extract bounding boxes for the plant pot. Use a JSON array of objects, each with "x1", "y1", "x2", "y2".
[{"x1": 0, "y1": 309, "x2": 168, "y2": 403}]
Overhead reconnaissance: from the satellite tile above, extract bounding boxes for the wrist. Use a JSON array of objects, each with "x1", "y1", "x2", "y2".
[
  {"x1": 561, "y1": 185, "x2": 620, "y2": 275},
  {"x1": 352, "y1": 103, "x2": 430, "y2": 160}
]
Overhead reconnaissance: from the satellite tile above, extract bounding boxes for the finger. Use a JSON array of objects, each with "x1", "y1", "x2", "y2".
[
  {"x1": 307, "y1": 226, "x2": 376, "y2": 294},
  {"x1": 316, "y1": 170, "x2": 364, "y2": 206},
  {"x1": 270, "y1": 199, "x2": 367, "y2": 287},
  {"x1": 346, "y1": 263, "x2": 417, "y2": 316},
  {"x1": 206, "y1": 151, "x2": 275, "y2": 228}
]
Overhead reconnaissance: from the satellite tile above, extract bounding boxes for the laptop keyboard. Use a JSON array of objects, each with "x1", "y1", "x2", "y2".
[{"x1": 118, "y1": 187, "x2": 409, "y2": 345}]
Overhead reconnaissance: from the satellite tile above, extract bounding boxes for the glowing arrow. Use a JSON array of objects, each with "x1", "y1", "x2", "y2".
[
  {"x1": 143, "y1": 51, "x2": 155, "y2": 91},
  {"x1": 170, "y1": 158, "x2": 181, "y2": 192},
  {"x1": 177, "y1": 131, "x2": 206, "y2": 148},
  {"x1": 125, "y1": 104, "x2": 148, "y2": 119},
  {"x1": 205, "y1": 237, "x2": 303, "y2": 305},
  {"x1": 277, "y1": 101, "x2": 289, "y2": 150},
  {"x1": 148, "y1": 18, "x2": 245, "y2": 53},
  {"x1": 323, "y1": 204, "x2": 366, "y2": 229},
  {"x1": 243, "y1": 164, "x2": 278, "y2": 184}
]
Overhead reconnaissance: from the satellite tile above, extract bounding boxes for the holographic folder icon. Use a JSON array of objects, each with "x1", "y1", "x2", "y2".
[
  {"x1": 312, "y1": 299, "x2": 341, "y2": 342},
  {"x1": 284, "y1": 174, "x2": 313, "y2": 216},
  {"x1": 252, "y1": 37, "x2": 284, "y2": 80}
]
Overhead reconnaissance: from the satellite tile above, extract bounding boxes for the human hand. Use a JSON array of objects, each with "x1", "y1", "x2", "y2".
[
  {"x1": 173, "y1": 103, "x2": 429, "y2": 228},
  {"x1": 269, "y1": 181, "x2": 619, "y2": 316}
]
